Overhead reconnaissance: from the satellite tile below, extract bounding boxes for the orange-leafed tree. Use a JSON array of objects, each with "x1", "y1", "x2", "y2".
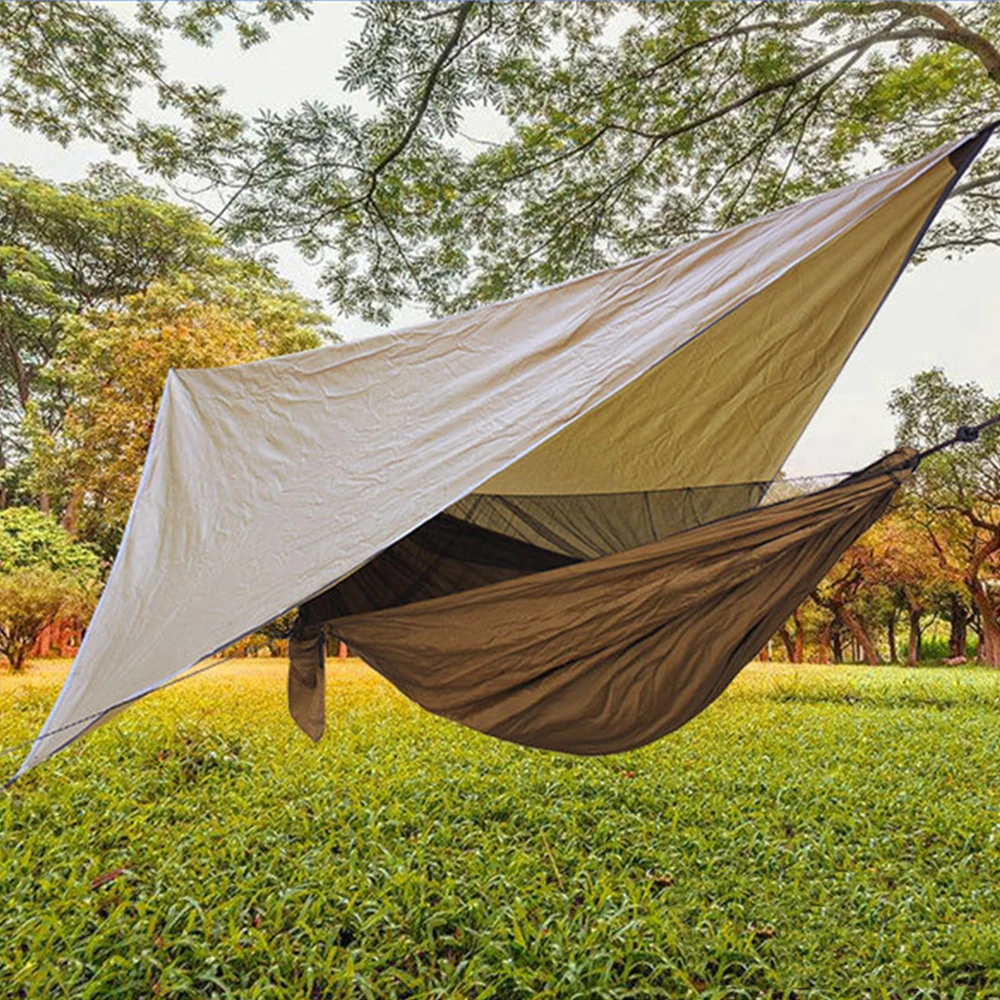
[
  {"x1": 811, "y1": 539, "x2": 886, "y2": 665},
  {"x1": 863, "y1": 509, "x2": 954, "y2": 665},
  {"x1": 27, "y1": 265, "x2": 331, "y2": 558}
]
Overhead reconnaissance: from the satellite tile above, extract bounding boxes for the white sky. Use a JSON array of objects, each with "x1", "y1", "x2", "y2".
[{"x1": 2, "y1": 1, "x2": 997, "y2": 477}]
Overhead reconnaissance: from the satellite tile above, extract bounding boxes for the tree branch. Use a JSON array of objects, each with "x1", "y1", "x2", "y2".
[
  {"x1": 498, "y1": 23, "x2": 933, "y2": 191},
  {"x1": 864, "y1": 2, "x2": 1000, "y2": 83},
  {"x1": 364, "y1": 0, "x2": 474, "y2": 200},
  {"x1": 952, "y1": 171, "x2": 1000, "y2": 198},
  {"x1": 289, "y1": 0, "x2": 475, "y2": 234}
]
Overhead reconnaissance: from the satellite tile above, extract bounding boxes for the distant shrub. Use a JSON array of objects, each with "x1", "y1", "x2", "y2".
[
  {"x1": 0, "y1": 508, "x2": 101, "y2": 671},
  {"x1": 0, "y1": 568, "x2": 98, "y2": 671},
  {"x1": 0, "y1": 507, "x2": 100, "y2": 577}
]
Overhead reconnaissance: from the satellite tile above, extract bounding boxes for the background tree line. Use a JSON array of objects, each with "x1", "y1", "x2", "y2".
[
  {"x1": 769, "y1": 370, "x2": 1000, "y2": 668},
  {"x1": 0, "y1": 1, "x2": 996, "y2": 668},
  {"x1": 0, "y1": 165, "x2": 333, "y2": 667}
]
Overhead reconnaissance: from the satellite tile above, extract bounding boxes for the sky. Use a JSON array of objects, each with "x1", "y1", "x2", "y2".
[{"x1": 2, "y1": 2, "x2": 997, "y2": 478}]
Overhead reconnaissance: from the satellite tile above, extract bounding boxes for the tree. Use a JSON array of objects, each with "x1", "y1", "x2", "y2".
[
  {"x1": 863, "y1": 508, "x2": 953, "y2": 664},
  {"x1": 0, "y1": 568, "x2": 93, "y2": 672},
  {"x1": 0, "y1": 162, "x2": 334, "y2": 520},
  {"x1": 877, "y1": 499, "x2": 976, "y2": 659},
  {"x1": 0, "y1": 2, "x2": 308, "y2": 169},
  {"x1": 812, "y1": 541, "x2": 884, "y2": 664},
  {"x1": 27, "y1": 268, "x2": 330, "y2": 557},
  {"x1": 195, "y1": 1, "x2": 1000, "y2": 321},
  {"x1": 890, "y1": 369, "x2": 1000, "y2": 666},
  {"x1": 776, "y1": 601, "x2": 829, "y2": 663},
  {"x1": 0, "y1": 506, "x2": 100, "y2": 671},
  {"x1": 774, "y1": 476, "x2": 969, "y2": 666},
  {"x1": 776, "y1": 608, "x2": 806, "y2": 663},
  {"x1": 3, "y1": 4, "x2": 997, "y2": 323},
  {"x1": 0, "y1": 163, "x2": 228, "y2": 494}
]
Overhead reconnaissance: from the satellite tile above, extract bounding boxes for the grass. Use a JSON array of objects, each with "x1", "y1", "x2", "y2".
[{"x1": 2, "y1": 658, "x2": 1000, "y2": 1000}]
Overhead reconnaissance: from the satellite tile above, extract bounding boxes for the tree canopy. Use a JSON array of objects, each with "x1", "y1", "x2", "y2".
[
  {"x1": 0, "y1": 505, "x2": 99, "y2": 577},
  {"x1": 0, "y1": 2, "x2": 308, "y2": 164},
  {"x1": 0, "y1": 162, "x2": 332, "y2": 517},
  {"x1": 0, "y1": 163, "x2": 222, "y2": 477},
  {"x1": 3, "y1": 3, "x2": 999, "y2": 322},
  {"x1": 203, "y1": 1, "x2": 1000, "y2": 320},
  {"x1": 28, "y1": 265, "x2": 329, "y2": 557},
  {"x1": 890, "y1": 369, "x2": 1000, "y2": 664}
]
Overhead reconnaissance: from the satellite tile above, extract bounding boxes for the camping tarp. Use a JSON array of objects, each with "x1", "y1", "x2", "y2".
[{"x1": 15, "y1": 124, "x2": 994, "y2": 777}]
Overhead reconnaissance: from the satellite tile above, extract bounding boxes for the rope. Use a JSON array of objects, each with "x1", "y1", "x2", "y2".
[
  {"x1": 1, "y1": 632, "x2": 291, "y2": 788},
  {"x1": 914, "y1": 410, "x2": 1000, "y2": 463}
]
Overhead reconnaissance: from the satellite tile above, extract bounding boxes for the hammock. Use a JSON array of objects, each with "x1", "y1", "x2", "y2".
[
  {"x1": 288, "y1": 451, "x2": 915, "y2": 753},
  {"x1": 11, "y1": 123, "x2": 995, "y2": 780}
]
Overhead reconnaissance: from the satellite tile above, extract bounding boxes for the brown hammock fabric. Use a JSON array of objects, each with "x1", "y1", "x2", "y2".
[{"x1": 289, "y1": 449, "x2": 915, "y2": 754}]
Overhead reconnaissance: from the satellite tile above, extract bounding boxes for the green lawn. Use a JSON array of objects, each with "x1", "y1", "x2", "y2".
[{"x1": 2, "y1": 658, "x2": 1000, "y2": 999}]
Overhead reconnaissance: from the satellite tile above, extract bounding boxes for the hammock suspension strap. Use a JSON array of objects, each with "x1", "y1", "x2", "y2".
[{"x1": 915, "y1": 411, "x2": 1000, "y2": 462}]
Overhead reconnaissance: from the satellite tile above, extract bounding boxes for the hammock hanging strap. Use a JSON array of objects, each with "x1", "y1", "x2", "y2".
[{"x1": 914, "y1": 410, "x2": 1000, "y2": 462}]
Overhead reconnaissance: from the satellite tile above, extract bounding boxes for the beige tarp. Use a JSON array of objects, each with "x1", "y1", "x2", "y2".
[{"x1": 15, "y1": 125, "x2": 992, "y2": 777}]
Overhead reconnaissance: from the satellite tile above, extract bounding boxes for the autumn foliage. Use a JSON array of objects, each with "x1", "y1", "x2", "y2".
[
  {"x1": 27, "y1": 270, "x2": 326, "y2": 556},
  {"x1": 770, "y1": 371, "x2": 1000, "y2": 668}
]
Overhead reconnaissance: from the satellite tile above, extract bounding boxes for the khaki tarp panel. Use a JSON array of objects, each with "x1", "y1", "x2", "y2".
[
  {"x1": 312, "y1": 452, "x2": 915, "y2": 755},
  {"x1": 479, "y1": 156, "x2": 954, "y2": 497},
  {"x1": 447, "y1": 482, "x2": 767, "y2": 559},
  {"x1": 16, "y1": 128, "x2": 991, "y2": 778}
]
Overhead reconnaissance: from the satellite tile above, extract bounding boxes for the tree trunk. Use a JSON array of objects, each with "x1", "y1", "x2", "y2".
[
  {"x1": 842, "y1": 606, "x2": 881, "y2": 665},
  {"x1": 1, "y1": 328, "x2": 32, "y2": 411},
  {"x1": 831, "y1": 625, "x2": 844, "y2": 664},
  {"x1": 969, "y1": 579, "x2": 1000, "y2": 668},
  {"x1": 887, "y1": 611, "x2": 898, "y2": 664},
  {"x1": 6, "y1": 643, "x2": 27, "y2": 673},
  {"x1": 814, "y1": 622, "x2": 829, "y2": 664},
  {"x1": 0, "y1": 432, "x2": 7, "y2": 509},
  {"x1": 779, "y1": 611, "x2": 806, "y2": 662},
  {"x1": 777, "y1": 626, "x2": 795, "y2": 662},
  {"x1": 968, "y1": 608, "x2": 982, "y2": 659},
  {"x1": 62, "y1": 485, "x2": 83, "y2": 536},
  {"x1": 948, "y1": 593, "x2": 969, "y2": 658},
  {"x1": 965, "y1": 534, "x2": 1000, "y2": 667},
  {"x1": 954, "y1": 616, "x2": 968, "y2": 659},
  {"x1": 793, "y1": 610, "x2": 805, "y2": 663},
  {"x1": 907, "y1": 607, "x2": 922, "y2": 666}
]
